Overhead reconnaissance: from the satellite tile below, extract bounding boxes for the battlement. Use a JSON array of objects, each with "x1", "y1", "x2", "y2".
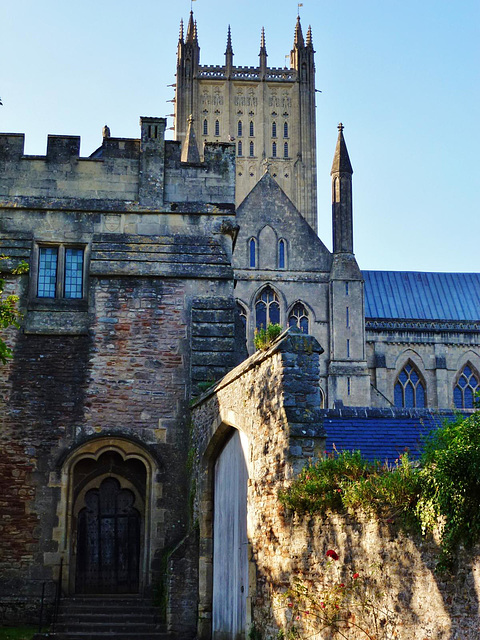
[
  {"x1": 198, "y1": 64, "x2": 297, "y2": 82},
  {"x1": 0, "y1": 118, "x2": 235, "y2": 211}
]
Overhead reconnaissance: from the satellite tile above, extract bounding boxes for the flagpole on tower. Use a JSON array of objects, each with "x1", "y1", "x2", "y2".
[{"x1": 297, "y1": 3, "x2": 303, "y2": 17}]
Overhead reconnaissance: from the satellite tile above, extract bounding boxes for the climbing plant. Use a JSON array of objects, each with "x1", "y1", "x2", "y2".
[{"x1": 0, "y1": 257, "x2": 29, "y2": 364}]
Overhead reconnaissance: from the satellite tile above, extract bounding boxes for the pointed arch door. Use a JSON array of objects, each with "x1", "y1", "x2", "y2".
[{"x1": 75, "y1": 477, "x2": 141, "y2": 594}]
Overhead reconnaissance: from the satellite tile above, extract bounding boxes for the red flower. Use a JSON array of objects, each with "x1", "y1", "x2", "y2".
[
  {"x1": 288, "y1": 602, "x2": 293, "y2": 608},
  {"x1": 353, "y1": 573, "x2": 359, "y2": 579},
  {"x1": 339, "y1": 583, "x2": 345, "y2": 588},
  {"x1": 335, "y1": 604, "x2": 340, "y2": 609},
  {"x1": 326, "y1": 549, "x2": 339, "y2": 560},
  {"x1": 320, "y1": 602, "x2": 326, "y2": 608}
]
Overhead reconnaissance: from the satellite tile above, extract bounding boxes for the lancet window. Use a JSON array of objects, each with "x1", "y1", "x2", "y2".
[
  {"x1": 237, "y1": 121, "x2": 243, "y2": 137},
  {"x1": 215, "y1": 120, "x2": 220, "y2": 136},
  {"x1": 394, "y1": 362, "x2": 426, "y2": 408},
  {"x1": 203, "y1": 119, "x2": 208, "y2": 135},
  {"x1": 249, "y1": 238, "x2": 256, "y2": 268},
  {"x1": 249, "y1": 141, "x2": 254, "y2": 157},
  {"x1": 288, "y1": 303, "x2": 309, "y2": 334},
  {"x1": 284, "y1": 142, "x2": 289, "y2": 158}
]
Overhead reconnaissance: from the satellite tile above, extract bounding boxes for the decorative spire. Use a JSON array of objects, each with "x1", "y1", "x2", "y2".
[
  {"x1": 225, "y1": 25, "x2": 233, "y2": 54},
  {"x1": 181, "y1": 115, "x2": 201, "y2": 164},
  {"x1": 331, "y1": 123, "x2": 353, "y2": 175},
  {"x1": 186, "y1": 10, "x2": 195, "y2": 43},
  {"x1": 259, "y1": 26, "x2": 268, "y2": 74},
  {"x1": 294, "y1": 15, "x2": 304, "y2": 48},
  {"x1": 306, "y1": 24, "x2": 313, "y2": 47},
  {"x1": 194, "y1": 20, "x2": 198, "y2": 42},
  {"x1": 179, "y1": 18, "x2": 184, "y2": 43},
  {"x1": 260, "y1": 27, "x2": 266, "y2": 51}
]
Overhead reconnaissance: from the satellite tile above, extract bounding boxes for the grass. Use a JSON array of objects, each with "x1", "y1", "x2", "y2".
[{"x1": 0, "y1": 627, "x2": 40, "y2": 640}]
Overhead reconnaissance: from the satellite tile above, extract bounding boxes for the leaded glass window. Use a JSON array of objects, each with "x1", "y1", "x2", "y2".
[
  {"x1": 394, "y1": 363, "x2": 426, "y2": 408},
  {"x1": 249, "y1": 141, "x2": 254, "y2": 157},
  {"x1": 272, "y1": 142, "x2": 277, "y2": 158},
  {"x1": 238, "y1": 141, "x2": 243, "y2": 156},
  {"x1": 203, "y1": 119, "x2": 208, "y2": 135},
  {"x1": 255, "y1": 286, "x2": 280, "y2": 329},
  {"x1": 215, "y1": 120, "x2": 220, "y2": 136},
  {"x1": 278, "y1": 239, "x2": 286, "y2": 269},
  {"x1": 272, "y1": 121, "x2": 277, "y2": 138},
  {"x1": 249, "y1": 238, "x2": 256, "y2": 268},
  {"x1": 283, "y1": 142, "x2": 288, "y2": 158},
  {"x1": 237, "y1": 121, "x2": 243, "y2": 137},
  {"x1": 454, "y1": 365, "x2": 480, "y2": 408},
  {"x1": 38, "y1": 247, "x2": 58, "y2": 298},
  {"x1": 64, "y1": 248, "x2": 84, "y2": 299},
  {"x1": 288, "y1": 302, "x2": 309, "y2": 334},
  {"x1": 284, "y1": 122, "x2": 288, "y2": 138},
  {"x1": 249, "y1": 121, "x2": 254, "y2": 137}
]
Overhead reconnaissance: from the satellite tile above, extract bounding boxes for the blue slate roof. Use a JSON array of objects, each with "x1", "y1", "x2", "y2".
[
  {"x1": 323, "y1": 408, "x2": 458, "y2": 463},
  {"x1": 363, "y1": 271, "x2": 480, "y2": 321}
]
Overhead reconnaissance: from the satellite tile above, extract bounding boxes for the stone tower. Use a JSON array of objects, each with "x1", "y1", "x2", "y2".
[
  {"x1": 175, "y1": 11, "x2": 318, "y2": 232},
  {"x1": 328, "y1": 124, "x2": 370, "y2": 405}
]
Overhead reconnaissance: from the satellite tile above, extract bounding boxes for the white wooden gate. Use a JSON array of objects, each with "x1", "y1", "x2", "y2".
[{"x1": 212, "y1": 430, "x2": 249, "y2": 640}]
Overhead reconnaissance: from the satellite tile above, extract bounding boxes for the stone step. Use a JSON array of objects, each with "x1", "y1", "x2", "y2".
[
  {"x1": 56, "y1": 613, "x2": 159, "y2": 624},
  {"x1": 53, "y1": 634, "x2": 172, "y2": 640}
]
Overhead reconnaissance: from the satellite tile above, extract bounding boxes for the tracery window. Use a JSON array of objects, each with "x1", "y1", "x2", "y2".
[
  {"x1": 272, "y1": 121, "x2": 277, "y2": 138},
  {"x1": 203, "y1": 119, "x2": 208, "y2": 135},
  {"x1": 284, "y1": 142, "x2": 289, "y2": 158},
  {"x1": 278, "y1": 239, "x2": 286, "y2": 269},
  {"x1": 237, "y1": 120, "x2": 243, "y2": 137},
  {"x1": 284, "y1": 121, "x2": 288, "y2": 138},
  {"x1": 394, "y1": 362, "x2": 426, "y2": 408},
  {"x1": 238, "y1": 141, "x2": 242, "y2": 156},
  {"x1": 255, "y1": 286, "x2": 280, "y2": 329},
  {"x1": 215, "y1": 120, "x2": 220, "y2": 136},
  {"x1": 288, "y1": 302, "x2": 309, "y2": 334},
  {"x1": 249, "y1": 141, "x2": 254, "y2": 157},
  {"x1": 272, "y1": 142, "x2": 277, "y2": 158},
  {"x1": 249, "y1": 121, "x2": 254, "y2": 137},
  {"x1": 249, "y1": 238, "x2": 256, "y2": 268},
  {"x1": 454, "y1": 364, "x2": 480, "y2": 408}
]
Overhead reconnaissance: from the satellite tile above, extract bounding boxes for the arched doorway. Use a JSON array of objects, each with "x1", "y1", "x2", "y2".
[
  {"x1": 75, "y1": 477, "x2": 141, "y2": 594},
  {"x1": 212, "y1": 430, "x2": 249, "y2": 639}
]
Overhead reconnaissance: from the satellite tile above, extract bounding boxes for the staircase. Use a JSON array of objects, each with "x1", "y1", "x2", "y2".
[{"x1": 53, "y1": 595, "x2": 169, "y2": 640}]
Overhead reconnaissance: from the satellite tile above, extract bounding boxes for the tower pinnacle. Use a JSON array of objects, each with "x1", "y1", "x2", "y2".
[
  {"x1": 331, "y1": 123, "x2": 353, "y2": 175},
  {"x1": 225, "y1": 25, "x2": 233, "y2": 55},
  {"x1": 306, "y1": 25, "x2": 313, "y2": 47},
  {"x1": 293, "y1": 15, "x2": 305, "y2": 48},
  {"x1": 186, "y1": 11, "x2": 195, "y2": 43},
  {"x1": 179, "y1": 18, "x2": 184, "y2": 43}
]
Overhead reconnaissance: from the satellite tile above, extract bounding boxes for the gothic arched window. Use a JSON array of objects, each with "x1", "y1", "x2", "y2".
[
  {"x1": 249, "y1": 238, "x2": 256, "y2": 268},
  {"x1": 288, "y1": 303, "x2": 309, "y2": 334},
  {"x1": 249, "y1": 121, "x2": 254, "y2": 137},
  {"x1": 272, "y1": 121, "x2": 277, "y2": 138},
  {"x1": 215, "y1": 120, "x2": 220, "y2": 137},
  {"x1": 284, "y1": 142, "x2": 289, "y2": 158},
  {"x1": 272, "y1": 142, "x2": 277, "y2": 158},
  {"x1": 394, "y1": 362, "x2": 426, "y2": 408},
  {"x1": 238, "y1": 141, "x2": 243, "y2": 156},
  {"x1": 249, "y1": 141, "x2": 254, "y2": 157},
  {"x1": 203, "y1": 119, "x2": 208, "y2": 135},
  {"x1": 237, "y1": 120, "x2": 243, "y2": 137},
  {"x1": 454, "y1": 364, "x2": 480, "y2": 408},
  {"x1": 284, "y1": 121, "x2": 288, "y2": 138},
  {"x1": 278, "y1": 239, "x2": 286, "y2": 269},
  {"x1": 255, "y1": 286, "x2": 280, "y2": 329}
]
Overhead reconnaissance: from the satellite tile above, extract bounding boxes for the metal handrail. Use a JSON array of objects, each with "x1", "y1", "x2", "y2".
[{"x1": 51, "y1": 558, "x2": 63, "y2": 634}]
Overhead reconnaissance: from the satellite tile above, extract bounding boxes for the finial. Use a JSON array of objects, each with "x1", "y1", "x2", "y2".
[
  {"x1": 225, "y1": 25, "x2": 233, "y2": 54},
  {"x1": 186, "y1": 10, "x2": 195, "y2": 43},
  {"x1": 260, "y1": 27, "x2": 266, "y2": 49},
  {"x1": 306, "y1": 25, "x2": 313, "y2": 47},
  {"x1": 338, "y1": 122, "x2": 344, "y2": 133},
  {"x1": 102, "y1": 124, "x2": 111, "y2": 139},
  {"x1": 179, "y1": 18, "x2": 184, "y2": 42},
  {"x1": 294, "y1": 14, "x2": 304, "y2": 48}
]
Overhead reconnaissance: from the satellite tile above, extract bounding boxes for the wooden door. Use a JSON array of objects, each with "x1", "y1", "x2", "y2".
[
  {"x1": 212, "y1": 431, "x2": 249, "y2": 640},
  {"x1": 75, "y1": 477, "x2": 140, "y2": 594}
]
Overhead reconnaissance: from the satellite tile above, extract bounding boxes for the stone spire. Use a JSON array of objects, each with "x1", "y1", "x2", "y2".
[
  {"x1": 331, "y1": 123, "x2": 353, "y2": 175},
  {"x1": 179, "y1": 18, "x2": 184, "y2": 43},
  {"x1": 306, "y1": 25, "x2": 313, "y2": 47},
  {"x1": 293, "y1": 15, "x2": 305, "y2": 48},
  {"x1": 259, "y1": 27, "x2": 268, "y2": 76},
  {"x1": 225, "y1": 25, "x2": 233, "y2": 55},
  {"x1": 225, "y1": 25, "x2": 233, "y2": 74},
  {"x1": 181, "y1": 115, "x2": 201, "y2": 164},
  {"x1": 186, "y1": 10, "x2": 196, "y2": 43}
]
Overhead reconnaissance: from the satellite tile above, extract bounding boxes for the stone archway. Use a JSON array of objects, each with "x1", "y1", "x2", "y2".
[{"x1": 52, "y1": 437, "x2": 160, "y2": 596}]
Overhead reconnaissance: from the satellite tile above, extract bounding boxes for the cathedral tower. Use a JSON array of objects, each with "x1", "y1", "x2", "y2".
[{"x1": 174, "y1": 12, "x2": 318, "y2": 232}]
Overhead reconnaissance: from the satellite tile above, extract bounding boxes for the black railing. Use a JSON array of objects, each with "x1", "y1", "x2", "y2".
[
  {"x1": 51, "y1": 558, "x2": 63, "y2": 634},
  {"x1": 38, "y1": 558, "x2": 63, "y2": 635}
]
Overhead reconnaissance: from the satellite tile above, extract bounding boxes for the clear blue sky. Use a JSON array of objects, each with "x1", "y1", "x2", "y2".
[{"x1": 1, "y1": 0, "x2": 479, "y2": 272}]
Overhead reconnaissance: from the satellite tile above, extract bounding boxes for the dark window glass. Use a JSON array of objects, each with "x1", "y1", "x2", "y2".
[
  {"x1": 284, "y1": 122, "x2": 288, "y2": 138},
  {"x1": 284, "y1": 142, "x2": 288, "y2": 158},
  {"x1": 64, "y1": 248, "x2": 84, "y2": 299},
  {"x1": 272, "y1": 121, "x2": 277, "y2": 138},
  {"x1": 236, "y1": 302, "x2": 247, "y2": 344},
  {"x1": 203, "y1": 119, "x2": 208, "y2": 135},
  {"x1": 249, "y1": 238, "x2": 256, "y2": 268},
  {"x1": 38, "y1": 247, "x2": 58, "y2": 298},
  {"x1": 237, "y1": 121, "x2": 242, "y2": 137},
  {"x1": 215, "y1": 120, "x2": 220, "y2": 136},
  {"x1": 249, "y1": 141, "x2": 254, "y2": 157},
  {"x1": 255, "y1": 286, "x2": 280, "y2": 330},
  {"x1": 454, "y1": 365, "x2": 479, "y2": 408},
  {"x1": 249, "y1": 121, "x2": 254, "y2": 137},
  {"x1": 238, "y1": 141, "x2": 242, "y2": 156},
  {"x1": 272, "y1": 142, "x2": 277, "y2": 158},
  {"x1": 394, "y1": 363, "x2": 426, "y2": 408},
  {"x1": 278, "y1": 239, "x2": 285, "y2": 269},
  {"x1": 288, "y1": 302, "x2": 309, "y2": 334}
]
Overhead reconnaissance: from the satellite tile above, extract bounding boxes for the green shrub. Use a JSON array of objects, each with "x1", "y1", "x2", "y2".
[{"x1": 254, "y1": 323, "x2": 282, "y2": 351}]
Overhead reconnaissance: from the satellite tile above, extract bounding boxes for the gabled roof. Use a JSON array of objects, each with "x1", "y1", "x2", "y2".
[{"x1": 363, "y1": 271, "x2": 480, "y2": 321}]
